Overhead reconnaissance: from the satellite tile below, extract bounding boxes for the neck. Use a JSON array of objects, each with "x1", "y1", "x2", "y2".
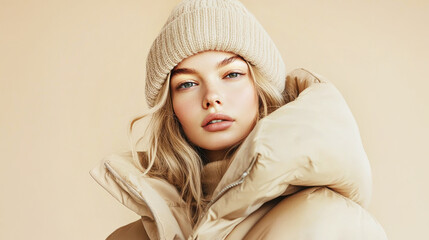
[{"x1": 203, "y1": 149, "x2": 229, "y2": 163}]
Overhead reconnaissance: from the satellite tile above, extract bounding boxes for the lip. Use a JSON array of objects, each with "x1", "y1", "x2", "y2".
[
  {"x1": 201, "y1": 113, "x2": 234, "y2": 132},
  {"x1": 201, "y1": 113, "x2": 234, "y2": 127}
]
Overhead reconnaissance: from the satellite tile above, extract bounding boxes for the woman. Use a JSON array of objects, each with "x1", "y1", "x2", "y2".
[{"x1": 90, "y1": 0, "x2": 387, "y2": 239}]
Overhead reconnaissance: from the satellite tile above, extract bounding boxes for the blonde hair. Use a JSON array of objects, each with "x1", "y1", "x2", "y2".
[{"x1": 129, "y1": 62, "x2": 285, "y2": 225}]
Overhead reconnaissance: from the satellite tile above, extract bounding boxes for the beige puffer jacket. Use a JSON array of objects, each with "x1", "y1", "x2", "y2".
[{"x1": 90, "y1": 68, "x2": 388, "y2": 240}]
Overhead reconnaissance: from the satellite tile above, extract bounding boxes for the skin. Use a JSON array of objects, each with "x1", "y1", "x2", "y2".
[{"x1": 170, "y1": 51, "x2": 259, "y2": 162}]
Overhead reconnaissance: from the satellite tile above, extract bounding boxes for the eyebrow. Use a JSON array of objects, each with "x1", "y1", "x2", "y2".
[
  {"x1": 217, "y1": 55, "x2": 243, "y2": 69},
  {"x1": 171, "y1": 55, "x2": 244, "y2": 77},
  {"x1": 171, "y1": 68, "x2": 197, "y2": 77}
]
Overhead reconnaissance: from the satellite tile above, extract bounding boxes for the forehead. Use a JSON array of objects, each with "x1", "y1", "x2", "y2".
[{"x1": 174, "y1": 50, "x2": 245, "y2": 69}]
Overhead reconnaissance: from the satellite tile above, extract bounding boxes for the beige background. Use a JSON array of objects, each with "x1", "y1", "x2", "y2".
[{"x1": 1, "y1": 0, "x2": 428, "y2": 239}]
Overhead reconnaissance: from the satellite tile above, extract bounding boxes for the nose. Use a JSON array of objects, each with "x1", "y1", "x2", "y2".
[{"x1": 202, "y1": 85, "x2": 223, "y2": 110}]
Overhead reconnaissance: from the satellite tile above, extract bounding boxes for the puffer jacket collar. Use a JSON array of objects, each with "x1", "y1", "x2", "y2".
[
  {"x1": 90, "y1": 68, "x2": 372, "y2": 240},
  {"x1": 90, "y1": 152, "x2": 190, "y2": 239},
  {"x1": 191, "y1": 68, "x2": 372, "y2": 239}
]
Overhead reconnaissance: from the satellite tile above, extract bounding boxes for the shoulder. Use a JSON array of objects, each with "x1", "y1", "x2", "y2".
[{"x1": 106, "y1": 219, "x2": 150, "y2": 240}]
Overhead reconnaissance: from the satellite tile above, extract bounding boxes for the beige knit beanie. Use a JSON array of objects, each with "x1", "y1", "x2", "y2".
[{"x1": 145, "y1": 0, "x2": 286, "y2": 108}]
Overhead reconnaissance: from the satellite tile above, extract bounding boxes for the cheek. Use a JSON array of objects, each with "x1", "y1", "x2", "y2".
[
  {"x1": 228, "y1": 83, "x2": 258, "y2": 113},
  {"x1": 172, "y1": 96, "x2": 197, "y2": 131}
]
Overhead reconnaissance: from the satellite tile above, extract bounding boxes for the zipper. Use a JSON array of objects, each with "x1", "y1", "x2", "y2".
[
  {"x1": 203, "y1": 154, "x2": 260, "y2": 216},
  {"x1": 190, "y1": 154, "x2": 260, "y2": 239}
]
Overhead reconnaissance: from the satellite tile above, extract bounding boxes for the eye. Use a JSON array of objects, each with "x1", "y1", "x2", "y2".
[
  {"x1": 178, "y1": 81, "x2": 197, "y2": 89},
  {"x1": 225, "y1": 72, "x2": 244, "y2": 79}
]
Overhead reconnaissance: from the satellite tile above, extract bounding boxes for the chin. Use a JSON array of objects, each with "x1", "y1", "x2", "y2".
[{"x1": 200, "y1": 139, "x2": 243, "y2": 151}]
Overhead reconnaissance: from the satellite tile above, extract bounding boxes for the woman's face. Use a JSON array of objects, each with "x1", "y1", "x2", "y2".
[{"x1": 170, "y1": 51, "x2": 259, "y2": 160}]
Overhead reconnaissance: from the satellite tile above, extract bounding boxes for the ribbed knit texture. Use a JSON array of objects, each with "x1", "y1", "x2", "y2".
[
  {"x1": 201, "y1": 159, "x2": 229, "y2": 199},
  {"x1": 145, "y1": 0, "x2": 286, "y2": 107}
]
